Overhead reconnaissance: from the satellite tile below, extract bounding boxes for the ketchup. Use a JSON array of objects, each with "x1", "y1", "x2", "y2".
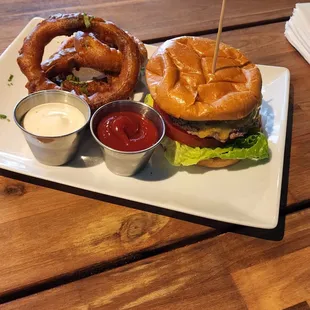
[{"x1": 96, "y1": 111, "x2": 159, "y2": 151}]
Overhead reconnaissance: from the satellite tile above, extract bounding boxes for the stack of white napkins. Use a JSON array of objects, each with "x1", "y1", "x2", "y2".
[{"x1": 285, "y1": 3, "x2": 310, "y2": 64}]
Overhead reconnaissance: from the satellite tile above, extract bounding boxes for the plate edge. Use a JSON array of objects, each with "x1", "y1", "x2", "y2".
[{"x1": 268, "y1": 65, "x2": 291, "y2": 230}]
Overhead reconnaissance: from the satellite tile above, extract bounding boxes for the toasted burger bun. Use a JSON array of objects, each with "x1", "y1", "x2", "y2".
[
  {"x1": 146, "y1": 36, "x2": 262, "y2": 121},
  {"x1": 198, "y1": 158, "x2": 240, "y2": 168}
]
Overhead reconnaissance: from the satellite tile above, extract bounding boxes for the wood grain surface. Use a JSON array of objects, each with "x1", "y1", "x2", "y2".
[
  {"x1": 0, "y1": 0, "x2": 307, "y2": 53},
  {"x1": 0, "y1": 175, "x2": 220, "y2": 298},
  {"x1": 0, "y1": 19, "x2": 309, "y2": 299},
  {"x1": 3, "y1": 208, "x2": 309, "y2": 310}
]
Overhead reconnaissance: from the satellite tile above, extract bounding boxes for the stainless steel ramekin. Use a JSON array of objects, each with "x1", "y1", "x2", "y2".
[
  {"x1": 90, "y1": 100, "x2": 165, "y2": 176},
  {"x1": 14, "y1": 90, "x2": 91, "y2": 166}
]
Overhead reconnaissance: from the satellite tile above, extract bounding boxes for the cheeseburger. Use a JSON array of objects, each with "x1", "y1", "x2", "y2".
[{"x1": 145, "y1": 36, "x2": 269, "y2": 168}]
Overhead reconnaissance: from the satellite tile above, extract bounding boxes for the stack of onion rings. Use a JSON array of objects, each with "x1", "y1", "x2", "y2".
[{"x1": 17, "y1": 13, "x2": 147, "y2": 111}]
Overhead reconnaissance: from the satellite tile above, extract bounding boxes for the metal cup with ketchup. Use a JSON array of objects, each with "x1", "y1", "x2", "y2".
[{"x1": 90, "y1": 100, "x2": 165, "y2": 176}]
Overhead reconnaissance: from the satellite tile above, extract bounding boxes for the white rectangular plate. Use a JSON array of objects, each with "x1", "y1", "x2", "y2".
[{"x1": 0, "y1": 18, "x2": 290, "y2": 229}]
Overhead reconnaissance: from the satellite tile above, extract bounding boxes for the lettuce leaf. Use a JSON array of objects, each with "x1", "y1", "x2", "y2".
[
  {"x1": 162, "y1": 134, "x2": 269, "y2": 166},
  {"x1": 144, "y1": 94, "x2": 269, "y2": 166},
  {"x1": 144, "y1": 94, "x2": 154, "y2": 107}
]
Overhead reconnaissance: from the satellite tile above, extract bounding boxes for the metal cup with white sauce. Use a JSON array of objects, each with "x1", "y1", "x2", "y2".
[
  {"x1": 14, "y1": 90, "x2": 91, "y2": 166},
  {"x1": 90, "y1": 100, "x2": 165, "y2": 176}
]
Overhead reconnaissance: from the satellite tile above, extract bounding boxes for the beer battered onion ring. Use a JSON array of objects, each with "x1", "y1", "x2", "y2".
[
  {"x1": 41, "y1": 31, "x2": 122, "y2": 96},
  {"x1": 17, "y1": 13, "x2": 141, "y2": 110},
  {"x1": 42, "y1": 31, "x2": 123, "y2": 77},
  {"x1": 42, "y1": 31, "x2": 147, "y2": 78}
]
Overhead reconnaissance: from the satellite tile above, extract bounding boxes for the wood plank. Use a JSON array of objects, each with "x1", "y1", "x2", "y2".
[
  {"x1": 0, "y1": 175, "x2": 221, "y2": 298},
  {"x1": 284, "y1": 302, "x2": 310, "y2": 310},
  {"x1": 204, "y1": 22, "x2": 310, "y2": 205},
  {"x1": 232, "y1": 248, "x2": 310, "y2": 310},
  {"x1": 3, "y1": 208, "x2": 309, "y2": 310},
  {"x1": 0, "y1": 0, "x2": 307, "y2": 53},
  {"x1": 218, "y1": 210, "x2": 310, "y2": 310}
]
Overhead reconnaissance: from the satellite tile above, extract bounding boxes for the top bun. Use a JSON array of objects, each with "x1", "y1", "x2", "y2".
[{"x1": 146, "y1": 37, "x2": 262, "y2": 121}]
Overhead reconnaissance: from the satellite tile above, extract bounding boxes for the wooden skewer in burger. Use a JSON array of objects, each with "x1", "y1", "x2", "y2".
[{"x1": 145, "y1": 0, "x2": 269, "y2": 168}]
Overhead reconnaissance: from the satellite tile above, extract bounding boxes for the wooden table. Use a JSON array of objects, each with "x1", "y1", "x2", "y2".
[{"x1": 1, "y1": 1, "x2": 310, "y2": 309}]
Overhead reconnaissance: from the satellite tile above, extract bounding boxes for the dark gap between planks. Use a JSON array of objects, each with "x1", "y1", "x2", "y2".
[
  {"x1": 144, "y1": 16, "x2": 290, "y2": 44},
  {"x1": 0, "y1": 227, "x2": 227, "y2": 304}
]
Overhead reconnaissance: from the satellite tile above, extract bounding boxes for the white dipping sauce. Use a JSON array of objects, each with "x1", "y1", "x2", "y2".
[{"x1": 23, "y1": 103, "x2": 86, "y2": 136}]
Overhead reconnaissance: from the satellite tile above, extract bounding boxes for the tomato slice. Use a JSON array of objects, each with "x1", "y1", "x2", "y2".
[{"x1": 154, "y1": 103, "x2": 223, "y2": 148}]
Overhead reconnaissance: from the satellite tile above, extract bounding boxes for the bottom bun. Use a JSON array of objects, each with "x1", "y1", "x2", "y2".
[{"x1": 197, "y1": 158, "x2": 240, "y2": 168}]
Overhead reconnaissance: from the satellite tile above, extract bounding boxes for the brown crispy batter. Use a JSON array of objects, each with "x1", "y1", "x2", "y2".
[
  {"x1": 42, "y1": 31, "x2": 123, "y2": 77},
  {"x1": 18, "y1": 13, "x2": 142, "y2": 110},
  {"x1": 42, "y1": 31, "x2": 148, "y2": 77}
]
